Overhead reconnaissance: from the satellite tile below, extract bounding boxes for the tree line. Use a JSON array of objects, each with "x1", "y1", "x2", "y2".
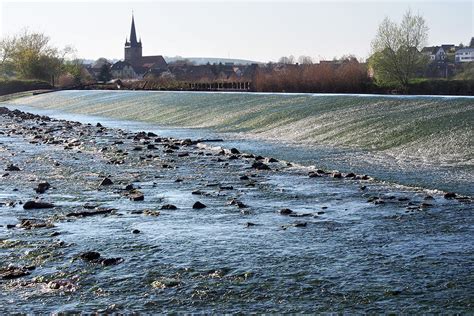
[{"x1": 0, "y1": 30, "x2": 87, "y2": 86}]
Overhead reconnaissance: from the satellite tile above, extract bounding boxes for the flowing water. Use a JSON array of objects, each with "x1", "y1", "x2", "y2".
[
  {"x1": 0, "y1": 91, "x2": 473, "y2": 313},
  {"x1": 5, "y1": 90, "x2": 473, "y2": 195}
]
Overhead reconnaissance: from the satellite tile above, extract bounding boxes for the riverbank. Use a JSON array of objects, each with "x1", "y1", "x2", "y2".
[{"x1": 0, "y1": 106, "x2": 472, "y2": 313}]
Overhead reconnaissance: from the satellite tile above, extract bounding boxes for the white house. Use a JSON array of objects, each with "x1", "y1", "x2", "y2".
[
  {"x1": 422, "y1": 46, "x2": 447, "y2": 61},
  {"x1": 110, "y1": 61, "x2": 140, "y2": 79},
  {"x1": 455, "y1": 48, "x2": 474, "y2": 63}
]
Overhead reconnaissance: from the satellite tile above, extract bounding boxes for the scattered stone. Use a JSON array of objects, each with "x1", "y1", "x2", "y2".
[
  {"x1": 101, "y1": 258, "x2": 124, "y2": 266},
  {"x1": 444, "y1": 192, "x2": 457, "y2": 199},
  {"x1": 239, "y1": 175, "x2": 249, "y2": 180},
  {"x1": 35, "y1": 182, "x2": 51, "y2": 194},
  {"x1": 5, "y1": 164, "x2": 20, "y2": 171},
  {"x1": 245, "y1": 222, "x2": 256, "y2": 227},
  {"x1": 132, "y1": 229, "x2": 140, "y2": 234},
  {"x1": 279, "y1": 208, "x2": 294, "y2": 215},
  {"x1": 229, "y1": 148, "x2": 240, "y2": 155},
  {"x1": 193, "y1": 201, "x2": 207, "y2": 209},
  {"x1": 66, "y1": 208, "x2": 115, "y2": 217},
  {"x1": 99, "y1": 177, "x2": 113, "y2": 186},
  {"x1": 130, "y1": 193, "x2": 144, "y2": 201},
  {"x1": 252, "y1": 161, "x2": 270, "y2": 170},
  {"x1": 151, "y1": 278, "x2": 180, "y2": 289},
  {"x1": 80, "y1": 251, "x2": 101, "y2": 262},
  {"x1": 143, "y1": 210, "x2": 160, "y2": 216},
  {"x1": 267, "y1": 157, "x2": 278, "y2": 163},
  {"x1": 1, "y1": 266, "x2": 32, "y2": 280},
  {"x1": 161, "y1": 204, "x2": 177, "y2": 210},
  {"x1": 23, "y1": 200, "x2": 55, "y2": 210}
]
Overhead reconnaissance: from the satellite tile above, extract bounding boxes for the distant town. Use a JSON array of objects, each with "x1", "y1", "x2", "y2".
[{"x1": 1, "y1": 12, "x2": 473, "y2": 96}]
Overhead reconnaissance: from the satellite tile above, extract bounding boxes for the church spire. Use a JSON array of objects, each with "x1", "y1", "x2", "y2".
[{"x1": 129, "y1": 13, "x2": 138, "y2": 46}]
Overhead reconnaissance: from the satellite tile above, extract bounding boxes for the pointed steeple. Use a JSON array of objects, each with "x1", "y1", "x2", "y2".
[{"x1": 129, "y1": 13, "x2": 138, "y2": 46}]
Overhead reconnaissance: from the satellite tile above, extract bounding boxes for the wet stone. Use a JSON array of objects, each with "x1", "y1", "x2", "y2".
[
  {"x1": 5, "y1": 164, "x2": 21, "y2": 171},
  {"x1": 99, "y1": 177, "x2": 114, "y2": 186},
  {"x1": 23, "y1": 200, "x2": 55, "y2": 210},
  {"x1": 193, "y1": 201, "x2": 207, "y2": 209},
  {"x1": 35, "y1": 182, "x2": 51, "y2": 194},
  {"x1": 279, "y1": 208, "x2": 294, "y2": 215},
  {"x1": 161, "y1": 204, "x2": 178, "y2": 210}
]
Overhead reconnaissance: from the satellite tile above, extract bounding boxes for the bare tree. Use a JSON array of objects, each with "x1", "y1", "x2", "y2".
[
  {"x1": 278, "y1": 55, "x2": 295, "y2": 64},
  {"x1": 298, "y1": 55, "x2": 313, "y2": 64}
]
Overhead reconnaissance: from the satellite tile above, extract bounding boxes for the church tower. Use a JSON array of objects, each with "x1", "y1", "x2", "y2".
[{"x1": 124, "y1": 14, "x2": 142, "y2": 63}]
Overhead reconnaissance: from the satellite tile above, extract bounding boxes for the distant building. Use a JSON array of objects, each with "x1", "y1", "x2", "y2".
[
  {"x1": 422, "y1": 46, "x2": 449, "y2": 61},
  {"x1": 111, "y1": 14, "x2": 257, "y2": 90},
  {"x1": 455, "y1": 47, "x2": 474, "y2": 63},
  {"x1": 114, "y1": 14, "x2": 168, "y2": 78}
]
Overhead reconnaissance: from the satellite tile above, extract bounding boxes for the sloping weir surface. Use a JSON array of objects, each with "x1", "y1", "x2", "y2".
[{"x1": 0, "y1": 91, "x2": 473, "y2": 313}]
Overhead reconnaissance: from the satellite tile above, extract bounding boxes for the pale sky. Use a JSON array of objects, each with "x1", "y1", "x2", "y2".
[{"x1": 0, "y1": 0, "x2": 472, "y2": 62}]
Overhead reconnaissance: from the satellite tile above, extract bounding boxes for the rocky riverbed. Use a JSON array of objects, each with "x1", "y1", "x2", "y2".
[{"x1": 0, "y1": 106, "x2": 472, "y2": 313}]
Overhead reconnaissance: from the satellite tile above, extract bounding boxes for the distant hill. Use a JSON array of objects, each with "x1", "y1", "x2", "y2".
[
  {"x1": 164, "y1": 56, "x2": 263, "y2": 65},
  {"x1": 81, "y1": 57, "x2": 263, "y2": 66}
]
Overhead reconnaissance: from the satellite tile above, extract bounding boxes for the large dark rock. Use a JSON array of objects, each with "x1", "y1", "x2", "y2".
[
  {"x1": 99, "y1": 177, "x2": 113, "y2": 186},
  {"x1": 80, "y1": 251, "x2": 101, "y2": 261},
  {"x1": 230, "y1": 148, "x2": 240, "y2": 154},
  {"x1": 279, "y1": 208, "x2": 294, "y2": 215},
  {"x1": 5, "y1": 164, "x2": 20, "y2": 171},
  {"x1": 161, "y1": 204, "x2": 177, "y2": 210},
  {"x1": 444, "y1": 192, "x2": 457, "y2": 199},
  {"x1": 193, "y1": 201, "x2": 207, "y2": 209},
  {"x1": 35, "y1": 182, "x2": 51, "y2": 194},
  {"x1": 23, "y1": 201, "x2": 55, "y2": 209},
  {"x1": 252, "y1": 161, "x2": 271, "y2": 170}
]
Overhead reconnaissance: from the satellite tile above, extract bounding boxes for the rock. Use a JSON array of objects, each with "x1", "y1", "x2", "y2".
[
  {"x1": 96, "y1": 123, "x2": 103, "y2": 127},
  {"x1": 230, "y1": 148, "x2": 240, "y2": 154},
  {"x1": 252, "y1": 161, "x2": 271, "y2": 170},
  {"x1": 35, "y1": 182, "x2": 51, "y2": 194},
  {"x1": 293, "y1": 222, "x2": 307, "y2": 227},
  {"x1": 245, "y1": 222, "x2": 256, "y2": 227},
  {"x1": 147, "y1": 132, "x2": 158, "y2": 137},
  {"x1": 129, "y1": 193, "x2": 144, "y2": 201},
  {"x1": 254, "y1": 155, "x2": 265, "y2": 160},
  {"x1": 0, "y1": 266, "x2": 31, "y2": 280},
  {"x1": 181, "y1": 138, "x2": 193, "y2": 146},
  {"x1": 239, "y1": 175, "x2": 249, "y2": 180},
  {"x1": 308, "y1": 172, "x2": 321, "y2": 178},
  {"x1": 133, "y1": 146, "x2": 143, "y2": 151},
  {"x1": 5, "y1": 164, "x2": 20, "y2": 171},
  {"x1": 147, "y1": 144, "x2": 157, "y2": 150},
  {"x1": 132, "y1": 229, "x2": 140, "y2": 234},
  {"x1": 178, "y1": 152, "x2": 189, "y2": 157},
  {"x1": 80, "y1": 251, "x2": 101, "y2": 261},
  {"x1": 66, "y1": 208, "x2": 115, "y2": 217},
  {"x1": 161, "y1": 204, "x2": 177, "y2": 210},
  {"x1": 151, "y1": 278, "x2": 180, "y2": 289},
  {"x1": 332, "y1": 172, "x2": 342, "y2": 178},
  {"x1": 23, "y1": 201, "x2": 55, "y2": 210},
  {"x1": 444, "y1": 192, "x2": 456, "y2": 199},
  {"x1": 100, "y1": 257, "x2": 123, "y2": 266},
  {"x1": 50, "y1": 231, "x2": 61, "y2": 237},
  {"x1": 193, "y1": 201, "x2": 207, "y2": 209},
  {"x1": 267, "y1": 157, "x2": 278, "y2": 163},
  {"x1": 99, "y1": 177, "x2": 113, "y2": 186},
  {"x1": 345, "y1": 172, "x2": 356, "y2": 178},
  {"x1": 143, "y1": 210, "x2": 160, "y2": 216},
  {"x1": 279, "y1": 208, "x2": 294, "y2": 215}
]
